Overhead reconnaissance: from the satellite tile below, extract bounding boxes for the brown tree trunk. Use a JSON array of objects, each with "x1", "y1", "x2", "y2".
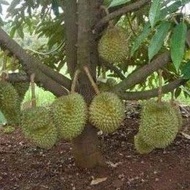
[{"x1": 66, "y1": 0, "x2": 105, "y2": 168}]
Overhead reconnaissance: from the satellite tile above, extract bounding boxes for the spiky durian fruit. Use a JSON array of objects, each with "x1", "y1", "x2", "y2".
[
  {"x1": 98, "y1": 26, "x2": 128, "y2": 64},
  {"x1": 134, "y1": 133, "x2": 154, "y2": 154},
  {"x1": 139, "y1": 100, "x2": 179, "y2": 148},
  {"x1": 89, "y1": 92, "x2": 125, "y2": 133},
  {"x1": 21, "y1": 106, "x2": 57, "y2": 149},
  {"x1": 11, "y1": 82, "x2": 29, "y2": 104},
  {"x1": 0, "y1": 81, "x2": 20, "y2": 124},
  {"x1": 50, "y1": 93, "x2": 87, "y2": 140}
]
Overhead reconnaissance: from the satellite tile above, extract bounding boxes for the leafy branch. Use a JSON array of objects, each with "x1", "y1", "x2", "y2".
[
  {"x1": 0, "y1": 28, "x2": 71, "y2": 96},
  {"x1": 112, "y1": 51, "x2": 171, "y2": 93},
  {"x1": 118, "y1": 78, "x2": 186, "y2": 100},
  {"x1": 94, "y1": 0, "x2": 151, "y2": 33}
]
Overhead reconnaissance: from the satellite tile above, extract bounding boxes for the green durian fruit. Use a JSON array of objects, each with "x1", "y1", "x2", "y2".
[
  {"x1": 21, "y1": 106, "x2": 57, "y2": 149},
  {"x1": 139, "y1": 100, "x2": 179, "y2": 148},
  {"x1": 98, "y1": 26, "x2": 128, "y2": 64},
  {"x1": 89, "y1": 92, "x2": 125, "y2": 133},
  {"x1": 50, "y1": 93, "x2": 87, "y2": 140},
  {"x1": 11, "y1": 82, "x2": 29, "y2": 104},
  {"x1": 134, "y1": 133, "x2": 154, "y2": 154},
  {"x1": 0, "y1": 81, "x2": 20, "y2": 124}
]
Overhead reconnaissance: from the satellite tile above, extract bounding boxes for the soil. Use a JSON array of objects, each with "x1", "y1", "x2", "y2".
[{"x1": 0, "y1": 103, "x2": 190, "y2": 190}]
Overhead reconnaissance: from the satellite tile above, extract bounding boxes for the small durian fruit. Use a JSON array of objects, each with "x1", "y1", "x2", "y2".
[
  {"x1": 89, "y1": 92, "x2": 125, "y2": 133},
  {"x1": 134, "y1": 133, "x2": 154, "y2": 154},
  {"x1": 139, "y1": 100, "x2": 179, "y2": 149},
  {"x1": 50, "y1": 93, "x2": 87, "y2": 141},
  {"x1": 21, "y1": 106, "x2": 57, "y2": 149},
  {"x1": 0, "y1": 81, "x2": 20, "y2": 124},
  {"x1": 98, "y1": 25, "x2": 128, "y2": 64}
]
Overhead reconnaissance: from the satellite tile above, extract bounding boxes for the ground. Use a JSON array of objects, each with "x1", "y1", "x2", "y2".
[{"x1": 0, "y1": 103, "x2": 190, "y2": 190}]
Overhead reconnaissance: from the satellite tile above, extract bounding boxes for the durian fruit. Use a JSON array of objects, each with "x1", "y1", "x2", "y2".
[
  {"x1": 0, "y1": 81, "x2": 20, "y2": 124},
  {"x1": 134, "y1": 133, "x2": 154, "y2": 154},
  {"x1": 50, "y1": 93, "x2": 87, "y2": 141},
  {"x1": 21, "y1": 106, "x2": 58, "y2": 149},
  {"x1": 98, "y1": 25, "x2": 128, "y2": 64},
  {"x1": 89, "y1": 92, "x2": 125, "y2": 133},
  {"x1": 11, "y1": 82, "x2": 29, "y2": 105},
  {"x1": 139, "y1": 100, "x2": 179, "y2": 149}
]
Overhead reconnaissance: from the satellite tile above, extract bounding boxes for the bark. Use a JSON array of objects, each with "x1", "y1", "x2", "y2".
[{"x1": 65, "y1": 0, "x2": 78, "y2": 77}]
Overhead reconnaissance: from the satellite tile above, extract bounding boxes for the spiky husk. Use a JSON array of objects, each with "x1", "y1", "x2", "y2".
[
  {"x1": 139, "y1": 100, "x2": 179, "y2": 148},
  {"x1": 98, "y1": 26, "x2": 128, "y2": 64},
  {"x1": 0, "y1": 81, "x2": 20, "y2": 124},
  {"x1": 21, "y1": 106, "x2": 57, "y2": 149},
  {"x1": 50, "y1": 93, "x2": 87, "y2": 141},
  {"x1": 89, "y1": 92, "x2": 125, "y2": 133},
  {"x1": 134, "y1": 133, "x2": 154, "y2": 154}
]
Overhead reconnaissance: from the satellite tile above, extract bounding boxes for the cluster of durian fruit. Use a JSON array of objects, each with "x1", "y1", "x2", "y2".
[
  {"x1": 134, "y1": 100, "x2": 182, "y2": 154},
  {"x1": 20, "y1": 92, "x2": 125, "y2": 149},
  {"x1": 0, "y1": 80, "x2": 29, "y2": 125}
]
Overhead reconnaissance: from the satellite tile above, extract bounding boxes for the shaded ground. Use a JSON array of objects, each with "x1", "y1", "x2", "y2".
[{"x1": 0, "y1": 104, "x2": 190, "y2": 190}]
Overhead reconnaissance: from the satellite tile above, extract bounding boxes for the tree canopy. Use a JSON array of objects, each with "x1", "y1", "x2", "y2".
[{"x1": 0, "y1": 0, "x2": 190, "y2": 168}]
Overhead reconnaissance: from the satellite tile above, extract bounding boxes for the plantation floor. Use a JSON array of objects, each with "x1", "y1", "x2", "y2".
[{"x1": 0, "y1": 104, "x2": 190, "y2": 190}]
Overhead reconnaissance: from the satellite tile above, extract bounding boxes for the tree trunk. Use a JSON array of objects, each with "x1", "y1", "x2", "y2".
[
  {"x1": 72, "y1": 123, "x2": 105, "y2": 168},
  {"x1": 65, "y1": 0, "x2": 105, "y2": 168}
]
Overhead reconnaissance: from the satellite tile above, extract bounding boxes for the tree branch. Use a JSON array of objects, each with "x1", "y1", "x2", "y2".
[
  {"x1": 118, "y1": 78, "x2": 186, "y2": 100},
  {"x1": 65, "y1": 0, "x2": 78, "y2": 77},
  {"x1": 7, "y1": 72, "x2": 29, "y2": 82},
  {"x1": 0, "y1": 28, "x2": 70, "y2": 96},
  {"x1": 112, "y1": 52, "x2": 171, "y2": 93},
  {"x1": 102, "y1": 61, "x2": 126, "y2": 80},
  {"x1": 94, "y1": 0, "x2": 151, "y2": 33}
]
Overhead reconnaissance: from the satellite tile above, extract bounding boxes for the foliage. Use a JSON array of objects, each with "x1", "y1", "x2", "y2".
[{"x1": 0, "y1": 0, "x2": 189, "y2": 96}]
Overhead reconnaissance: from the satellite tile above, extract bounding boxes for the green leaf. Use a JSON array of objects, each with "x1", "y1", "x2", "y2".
[
  {"x1": 131, "y1": 23, "x2": 151, "y2": 56},
  {"x1": 161, "y1": 0, "x2": 190, "y2": 19},
  {"x1": 170, "y1": 22, "x2": 187, "y2": 71},
  {"x1": 181, "y1": 61, "x2": 190, "y2": 79},
  {"x1": 148, "y1": 21, "x2": 171, "y2": 60},
  {"x1": 149, "y1": 0, "x2": 161, "y2": 28},
  {"x1": 109, "y1": 0, "x2": 131, "y2": 8}
]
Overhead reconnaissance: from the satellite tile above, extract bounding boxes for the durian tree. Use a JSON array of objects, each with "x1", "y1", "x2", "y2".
[{"x1": 0, "y1": 0, "x2": 190, "y2": 168}]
